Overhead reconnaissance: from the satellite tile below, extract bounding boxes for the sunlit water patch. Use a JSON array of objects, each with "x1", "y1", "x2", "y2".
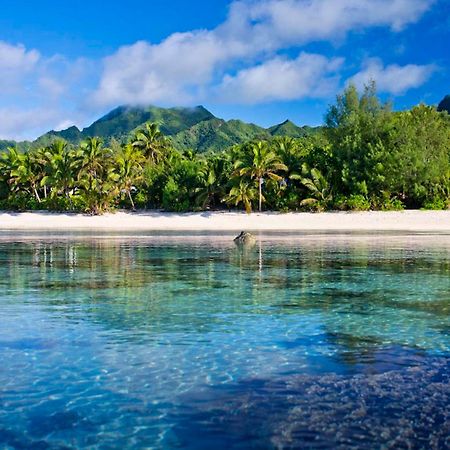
[{"x1": 0, "y1": 232, "x2": 449, "y2": 449}]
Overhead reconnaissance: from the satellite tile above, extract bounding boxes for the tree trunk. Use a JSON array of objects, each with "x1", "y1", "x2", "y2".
[
  {"x1": 128, "y1": 190, "x2": 135, "y2": 210},
  {"x1": 258, "y1": 177, "x2": 262, "y2": 212},
  {"x1": 33, "y1": 186, "x2": 41, "y2": 203},
  {"x1": 66, "y1": 189, "x2": 73, "y2": 210}
]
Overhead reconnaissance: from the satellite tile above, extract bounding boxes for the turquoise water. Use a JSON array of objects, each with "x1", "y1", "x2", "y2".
[{"x1": 0, "y1": 232, "x2": 449, "y2": 449}]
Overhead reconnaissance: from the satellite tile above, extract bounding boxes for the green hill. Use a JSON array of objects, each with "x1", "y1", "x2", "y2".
[
  {"x1": 1, "y1": 105, "x2": 321, "y2": 153},
  {"x1": 268, "y1": 119, "x2": 317, "y2": 138},
  {"x1": 171, "y1": 118, "x2": 271, "y2": 152},
  {"x1": 35, "y1": 105, "x2": 215, "y2": 147},
  {"x1": 0, "y1": 139, "x2": 30, "y2": 152},
  {"x1": 437, "y1": 95, "x2": 450, "y2": 114}
]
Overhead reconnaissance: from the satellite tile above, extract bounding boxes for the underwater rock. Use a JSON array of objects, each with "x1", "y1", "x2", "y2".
[{"x1": 234, "y1": 231, "x2": 256, "y2": 246}]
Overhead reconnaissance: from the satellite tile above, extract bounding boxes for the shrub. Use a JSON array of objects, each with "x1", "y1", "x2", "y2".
[
  {"x1": 334, "y1": 194, "x2": 371, "y2": 211},
  {"x1": 422, "y1": 197, "x2": 448, "y2": 210},
  {"x1": 134, "y1": 191, "x2": 148, "y2": 209},
  {"x1": 371, "y1": 193, "x2": 405, "y2": 211},
  {"x1": 162, "y1": 178, "x2": 190, "y2": 212}
]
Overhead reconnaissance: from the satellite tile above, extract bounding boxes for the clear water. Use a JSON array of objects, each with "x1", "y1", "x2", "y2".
[{"x1": 0, "y1": 232, "x2": 449, "y2": 449}]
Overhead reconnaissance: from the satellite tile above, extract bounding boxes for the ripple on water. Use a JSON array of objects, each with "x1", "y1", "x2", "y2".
[{"x1": 0, "y1": 235, "x2": 449, "y2": 448}]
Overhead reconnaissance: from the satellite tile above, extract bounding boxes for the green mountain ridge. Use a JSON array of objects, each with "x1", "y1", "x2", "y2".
[
  {"x1": 2, "y1": 104, "x2": 317, "y2": 153},
  {"x1": 1, "y1": 95, "x2": 448, "y2": 153},
  {"x1": 437, "y1": 95, "x2": 450, "y2": 114}
]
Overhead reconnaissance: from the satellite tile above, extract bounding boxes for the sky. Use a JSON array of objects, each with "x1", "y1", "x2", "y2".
[{"x1": 0, "y1": 0, "x2": 449, "y2": 140}]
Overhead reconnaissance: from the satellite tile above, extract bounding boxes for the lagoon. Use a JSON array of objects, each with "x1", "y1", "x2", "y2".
[{"x1": 0, "y1": 232, "x2": 449, "y2": 449}]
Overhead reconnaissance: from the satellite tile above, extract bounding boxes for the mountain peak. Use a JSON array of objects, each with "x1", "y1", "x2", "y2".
[
  {"x1": 5, "y1": 104, "x2": 322, "y2": 154},
  {"x1": 437, "y1": 95, "x2": 450, "y2": 113}
]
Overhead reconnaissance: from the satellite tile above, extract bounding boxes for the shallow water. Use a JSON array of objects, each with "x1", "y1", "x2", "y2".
[{"x1": 0, "y1": 232, "x2": 449, "y2": 449}]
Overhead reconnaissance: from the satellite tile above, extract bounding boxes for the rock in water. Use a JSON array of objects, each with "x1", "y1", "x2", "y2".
[{"x1": 234, "y1": 231, "x2": 256, "y2": 246}]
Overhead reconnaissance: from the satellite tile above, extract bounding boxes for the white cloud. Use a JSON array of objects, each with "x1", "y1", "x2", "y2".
[
  {"x1": 0, "y1": 41, "x2": 41, "y2": 94},
  {"x1": 217, "y1": 53, "x2": 343, "y2": 103},
  {"x1": 0, "y1": 107, "x2": 59, "y2": 141},
  {"x1": 0, "y1": 44, "x2": 94, "y2": 140},
  {"x1": 0, "y1": 41, "x2": 40, "y2": 72},
  {"x1": 0, "y1": 0, "x2": 437, "y2": 139},
  {"x1": 93, "y1": 33, "x2": 226, "y2": 106},
  {"x1": 235, "y1": 0, "x2": 434, "y2": 45},
  {"x1": 351, "y1": 58, "x2": 436, "y2": 94},
  {"x1": 92, "y1": 0, "x2": 434, "y2": 108}
]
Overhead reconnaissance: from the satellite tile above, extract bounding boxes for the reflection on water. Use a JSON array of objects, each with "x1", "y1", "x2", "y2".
[{"x1": 0, "y1": 233, "x2": 449, "y2": 449}]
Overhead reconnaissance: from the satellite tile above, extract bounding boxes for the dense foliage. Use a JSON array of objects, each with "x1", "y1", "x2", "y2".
[{"x1": 1, "y1": 84, "x2": 449, "y2": 213}]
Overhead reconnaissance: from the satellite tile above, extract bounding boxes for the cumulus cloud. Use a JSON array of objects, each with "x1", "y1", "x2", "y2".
[
  {"x1": 0, "y1": 0, "x2": 437, "y2": 139},
  {"x1": 0, "y1": 41, "x2": 40, "y2": 72},
  {"x1": 351, "y1": 58, "x2": 436, "y2": 94},
  {"x1": 0, "y1": 107, "x2": 60, "y2": 141},
  {"x1": 92, "y1": 0, "x2": 434, "y2": 108},
  {"x1": 92, "y1": 33, "x2": 227, "y2": 106},
  {"x1": 217, "y1": 53, "x2": 343, "y2": 103},
  {"x1": 0, "y1": 41, "x2": 41, "y2": 94},
  {"x1": 0, "y1": 43, "x2": 95, "y2": 140}
]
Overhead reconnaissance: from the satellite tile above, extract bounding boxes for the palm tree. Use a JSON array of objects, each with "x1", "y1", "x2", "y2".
[
  {"x1": 234, "y1": 141, "x2": 287, "y2": 211},
  {"x1": 12, "y1": 151, "x2": 43, "y2": 202},
  {"x1": 131, "y1": 122, "x2": 167, "y2": 164},
  {"x1": 195, "y1": 155, "x2": 230, "y2": 209},
  {"x1": 114, "y1": 144, "x2": 144, "y2": 209},
  {"x1": 41, "y1": 140, "x2": 79, "y2": 206},
  {"x1": 299, "y1": 167, "x2": 332, "y2": 211},
  {"x1": 78, "y1": 137, "x2": 110, "y2": 189},
  {"x1": 224, "y1": 179, "x2": 257, "y2": 214},
  {"x1": 78, "y1": 137, "x2": 115, "y2": 214},
  {"x1": 0, "y1": 147, "x2": 21, "y2": 193},
  {"x1": 273, "y1": 137, "x2": 302, "y2": 178},
  {"x1": 35, "y1": 146, "x2": 51, "y2": 198}
]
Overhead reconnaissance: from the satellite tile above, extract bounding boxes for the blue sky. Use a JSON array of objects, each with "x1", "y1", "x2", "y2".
[{"x1": 0, "y1": 0, "x2": 448, "y2": 140}]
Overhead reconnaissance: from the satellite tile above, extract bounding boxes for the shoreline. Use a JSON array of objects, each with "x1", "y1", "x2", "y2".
[{"x1": 0, "y1": 210, "x2": 449, "y2": 232}]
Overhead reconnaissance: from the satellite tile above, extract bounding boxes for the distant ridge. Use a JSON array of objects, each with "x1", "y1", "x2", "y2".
[
  {"x1": 1, "y1": 105, "x2": 320, "y2": 153},
  {"x1": 268, "y1": 119, "x2": 315, "y2": 138},
  {"x1": 437, "y1": 95, "x2": 450, "y2": 114}
]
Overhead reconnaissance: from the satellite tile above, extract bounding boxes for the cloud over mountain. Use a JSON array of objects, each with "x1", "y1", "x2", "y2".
[
  {"x1": 0, "y1": 0, "x2": 439, "y2": 140},
  {"x1": 93, "y1": 0, "x2": 435, "y2": 108}
]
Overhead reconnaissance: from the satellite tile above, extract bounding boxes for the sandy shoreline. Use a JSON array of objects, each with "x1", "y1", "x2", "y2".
[{"x1": 0, "y1": 210, "x2": 449, "y2": 232}]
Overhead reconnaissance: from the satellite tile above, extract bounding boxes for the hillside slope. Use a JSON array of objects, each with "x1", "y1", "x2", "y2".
[{"x1": 1, "y1": 105, "x2": 319, "y2": 153}]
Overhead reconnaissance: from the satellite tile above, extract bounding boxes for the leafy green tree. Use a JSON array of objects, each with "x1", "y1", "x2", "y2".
[
  {"x1": 195, "y1": 154, "x2": 231, "y2": 209},
  {"x1": 41, "y1": 140, "x2": 79, "y2": 207},
  {"x1": 298, "y1": 166, "x2": 333, "y2": 211},
  {"x1": 325, "y1": 82, "x2": 391, "y2": 198},
  {"x1": 386, "y1": 105, "x2": 450, "y2": 207},
  {"x1": 234, "y1": 141, "x2": 287, "y2": 211},
  {"x1": 78, "y1": 137, "x2": 116, "y2": 213},
  {"x1": 224, "y1": 179, "x2": 257, "y2": 214},
  {"x1": 0, "y1": 147, "x2": 21, "y2": 194},
  {"x1": 12, "y1": 151, "x2": 43, "y2": 203},
  {"x1": 132, "y1": 122, "x2": 167, "y2": 164},
  {"x1": 114, "y1": 144, "x2": 144, "y2": 209}
]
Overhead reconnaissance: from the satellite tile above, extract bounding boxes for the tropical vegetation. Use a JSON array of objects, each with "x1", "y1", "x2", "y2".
[{"x1": 0, "y1": 84, "x2": 449, "y2": 213}]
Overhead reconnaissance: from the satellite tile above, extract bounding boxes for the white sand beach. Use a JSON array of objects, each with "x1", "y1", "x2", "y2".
[{"x1": 0, "y1": 210, "x2": 449, "y2": 232}]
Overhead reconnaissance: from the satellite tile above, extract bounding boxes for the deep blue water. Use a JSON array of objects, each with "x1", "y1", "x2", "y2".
[{"x1": 0, "y1": 232, "x2": 449, "y2": 449}]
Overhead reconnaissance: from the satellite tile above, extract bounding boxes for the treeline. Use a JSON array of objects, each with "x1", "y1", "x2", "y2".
[{"x1": 1, "y1": 83, "x2": 449, "y2": 213}]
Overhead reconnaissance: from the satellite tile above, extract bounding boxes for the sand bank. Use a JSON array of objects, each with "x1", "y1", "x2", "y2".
[{"x1": 0, "y1": 210, "x2": 449, "y2": 232}]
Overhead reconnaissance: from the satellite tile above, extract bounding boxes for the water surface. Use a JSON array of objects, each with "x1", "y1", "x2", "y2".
[{"x1": 0, "y1": 232, "x2": 449, "y2": 449}]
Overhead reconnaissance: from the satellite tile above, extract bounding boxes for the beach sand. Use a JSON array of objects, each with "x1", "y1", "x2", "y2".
[{"x1": 0, "y1": 210, "x2": 449, "y2": 232}]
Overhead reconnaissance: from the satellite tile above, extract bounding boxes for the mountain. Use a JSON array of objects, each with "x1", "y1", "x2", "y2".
[
  {"x1": 172, "y1": 118, "x2": 271, "y2": 152},
  {"x1": 0, "y1": 139, "x2": 30, "y2": 152},
  {"x1": 35, "y1": 105, "x2": 215, "y2": 147},
  {"x1": 1, "y1": 105, "x2": 320, "y2": 153},
  {"x1": 268, "y1": 119, "x2": 316, "y2": 138},
  {"x1": 437, "y1": 95, "x2": 450, "y2": 114}
]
